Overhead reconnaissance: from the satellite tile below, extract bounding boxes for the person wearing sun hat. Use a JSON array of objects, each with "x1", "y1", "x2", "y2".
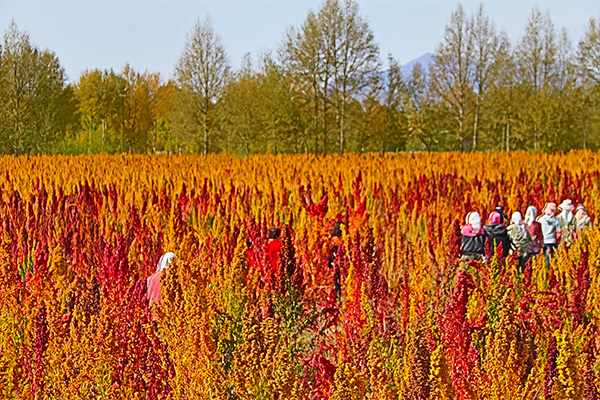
[
  {"x1": 538, "y1": 202, "x2": 562, "y2": 265},
  {"x1": 574, "y1": 204, "x2": 592, "y2": 231},
  {"x1": 507, "y1": 211, "x2": 533, "y2": 272},
  {"x1": 557, "y1": 199, "x2": 577, "y2": 248}
]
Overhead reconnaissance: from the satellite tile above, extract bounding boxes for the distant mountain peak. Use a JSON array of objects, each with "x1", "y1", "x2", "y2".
[{"x1": 400, "y1": 53, "x2": 434, "y2": 77}]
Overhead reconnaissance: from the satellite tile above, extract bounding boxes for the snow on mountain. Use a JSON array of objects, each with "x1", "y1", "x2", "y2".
[{"x1": 400, "y1": 53, "x2": 434, "y2": 77}]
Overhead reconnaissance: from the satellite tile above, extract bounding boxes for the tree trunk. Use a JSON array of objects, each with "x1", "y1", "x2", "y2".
[
  {"x1": 322, "y1": 77, "x2": 329, "y2": 155},
  {"x1": 102, "y1": 119, "x2": 107, "y2": 147},
  {"x1": 313, "y1": 82, "x2": 319, "y2": 154},
  {"x1": 203, "y1": 112, "x2": 208, "y2": 155},
  {"x1": 322, "y1": 101, "x2": 328, "y2": 155},
  {"x1": 338, "y1": 95, "x2": 345, "y2": 155},
  {"x1": 472, "y1": 101, "x2": 479, "y2": 151},
  {"x1": 153, "y1": 119, "x2": 157, "y2": 153},
  {"x1": 458, "y1": 106, "x2": 464, "y2": 151}
]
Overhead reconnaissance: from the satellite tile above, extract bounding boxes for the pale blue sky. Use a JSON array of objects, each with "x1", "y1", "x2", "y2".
[{"x1": 1, "y1": 0, "x2": 598, "y2": 82}]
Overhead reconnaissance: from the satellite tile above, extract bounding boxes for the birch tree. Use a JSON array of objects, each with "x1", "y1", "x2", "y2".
[
  {"x1": 174, "y1": 17, "x2": 230, "y2": 154},
  {"x1": 470, "y1": 4, "x2": 499, "y2": 151},
  {"x1": 321, "y1": 0, "x2": 380, "y2": 155},
  {"x1": 429, "y1": 4, "x2": 474, "y2": 150}
]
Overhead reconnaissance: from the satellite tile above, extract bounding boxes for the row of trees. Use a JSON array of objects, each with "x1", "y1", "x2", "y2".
[
  {"x1": 428, "y1": 5, "x2": 600, "y2": 152},
  {"x1": 1, "y1": 1, "x2": 599, "y2": 154}
]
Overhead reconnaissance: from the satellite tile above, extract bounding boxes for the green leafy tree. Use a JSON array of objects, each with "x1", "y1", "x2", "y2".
[
  {"x1": 357, "y1": 55, "x2": 408, "y2": 153},
  {"x1": 221, "y1": 53, "x2": 303, "y2": 154},
  {"x1": 514, "y1": 6, "x2": 560, "y2": 150},
  {"x1": 578, "y1": 16, "x2": 600, "y2": 85},
  {"x1": 173, "y1": 17, "x2": 230, "y2": 154},
  {"x1": 282, "y1": 0, "x2": 379, "y2": 155},
  {"x1": 429, "y1": 4, "x2": 475, "y2": 151},
  {"x1": 405, "y1": 63, "x2": 443, "y2": 151},
  {"x1": 320, "y1": 0, "x2": 380, "y2": 155},
  {"x1": 470, "y1": 4, "x2": 500, "y2": 151},
  {"x1": 281, "y1": 10, "x2": 328, "y2": 154},
  {"x1": 73, "y1": 69, "x2": 126, "y2": 153},
  {"x1": 486, "y1": 32, "x2": 518, "y2": 151},
  {"x1": 576, "y1": 16, "x2": 600, "y2": 149},
  {"x1": 0, "y1": 21, "x2": 72, "y2": 154}
]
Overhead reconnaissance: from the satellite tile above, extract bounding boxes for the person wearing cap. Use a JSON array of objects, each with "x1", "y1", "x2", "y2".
[
  {"x1": 460, "y1": 211, "x2": 486, "y2": 261},
  {"x1": 147, "y1": 252, "x2": 177, "y2": 306},
  {"x1": 538, "y1": 202, "x2": 562, "y2": 265},
  {"x1": 507, "y1": 211, "x2": 533, "y2": 272},
  {"x1": 574, "y1": 204, "x2": 592, "y2": 231},
  {"x1": 483, "y1": 211, "x2": 512, "y2": 259},
  {"x1": 524, "y1": 206, "x2": 544, "y2": 255},
  {"x1": 557, "y1": 199, "x2": 577, "y2": 248}
]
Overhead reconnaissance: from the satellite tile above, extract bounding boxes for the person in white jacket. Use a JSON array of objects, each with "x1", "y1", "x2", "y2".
[{"x1": 538, "y1": 203, "x2": 561, "y2": 266}]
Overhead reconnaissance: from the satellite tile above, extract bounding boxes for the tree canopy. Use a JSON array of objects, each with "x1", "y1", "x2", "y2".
[{"x1": 1, "y1": 3, "x2": 599, "y2": 155}]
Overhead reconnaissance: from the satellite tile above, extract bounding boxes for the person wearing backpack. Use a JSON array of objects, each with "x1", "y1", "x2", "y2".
[
  {"x1": 460, "y1": 211, "x2": 486, "y2": 261},
  {"x1": 557, "y1": 199, "x2": 577, "y2": 248},
  {"x1": 483, "y1": 211, "x2": 512, "y2": 260},
  {"x1": 507, "y1": 211, "x2": 533, "y2": 272},
  {"x1": 574, "y1": 204, "x2": 592, "y2": 231}
]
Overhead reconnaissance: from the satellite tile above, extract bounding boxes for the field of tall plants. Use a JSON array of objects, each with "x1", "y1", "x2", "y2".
[{"x1": 1, "y1": 151, "x2": 600, "y2": 399}]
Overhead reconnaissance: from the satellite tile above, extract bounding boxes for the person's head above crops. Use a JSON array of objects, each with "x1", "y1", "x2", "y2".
[
  {"x1": 157, "y1": 252, "x2": 176, "y2": 272},
  {"x1": 267, "y1": 227, "x2": 281, "y2": 240},
  {"x1": 543, "y1": 202, "x2": 558, "y2": 216},
  {"x1": 488, "y1": 211, "x2": 502, "y2": 225},
  {"x1": 331, "y1": 221, "x2": 344, "y2": 238}
]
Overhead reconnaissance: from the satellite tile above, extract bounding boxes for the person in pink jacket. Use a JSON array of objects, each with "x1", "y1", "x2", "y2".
[
  {"x1": 460, "y1": 211, "x2": 486, "y2": 261},
  {"x1": 147, "y1": 252, "x2": 177, "y2": 306}
]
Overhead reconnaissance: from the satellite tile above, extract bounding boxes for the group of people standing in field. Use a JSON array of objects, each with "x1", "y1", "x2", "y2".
[
  {"x1": 146, "y1": 199, "x2": 592, "y2": 307},
  {"x1": 461, "y1": 200, "x2": 592, "y2": 269}
]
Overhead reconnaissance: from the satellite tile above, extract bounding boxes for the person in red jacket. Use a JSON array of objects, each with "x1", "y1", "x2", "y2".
[
  {"x1": 524, "y1": 206, "x2": 543, "y2": 255},
  {"x1": 245, "y1": 239, "x2": 257, "y2": 269},
  {"x1": 266, "y1": 227, "x2": 282, "y2": 276}
]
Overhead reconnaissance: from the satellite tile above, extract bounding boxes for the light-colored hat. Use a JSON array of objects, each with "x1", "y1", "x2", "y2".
[
  {"x1": 543, "y1": 202, "x2": 557, "y2": 216},
  {"x1": 558, "y1": 199, "x2": 575, "y2": 211},
  {"x1": 511, "y1": 211, "x2": 523, "y2": 225},
  {"x1": 466, "y1": 211, "x2": 482, "y2": 231}
]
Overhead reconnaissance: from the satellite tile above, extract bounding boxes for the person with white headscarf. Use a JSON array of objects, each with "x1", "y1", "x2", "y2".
[
  {"x1": 524, "y1": 206, "x2": 543, "y2": 255},
  {"x1": 147, "y1": 252, "x2": 177, "y2": 306},
  {"x1": 507, "y1": 211, "x2": 533, "y2": 271},
  {"x1": 460, "y1": 211, "x2": 486, "y2": 261},
  {"x1": 557, "y1": 199, "x2": 577, "y2": 248}
]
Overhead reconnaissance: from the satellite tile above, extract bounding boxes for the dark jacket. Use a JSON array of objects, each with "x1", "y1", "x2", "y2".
[
  {"x1": 461, "y1": 225, "x2": 486, "y2": 255},
  {"x1": 484, "y1": 223, "x2": 512, "y2": 258}
]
